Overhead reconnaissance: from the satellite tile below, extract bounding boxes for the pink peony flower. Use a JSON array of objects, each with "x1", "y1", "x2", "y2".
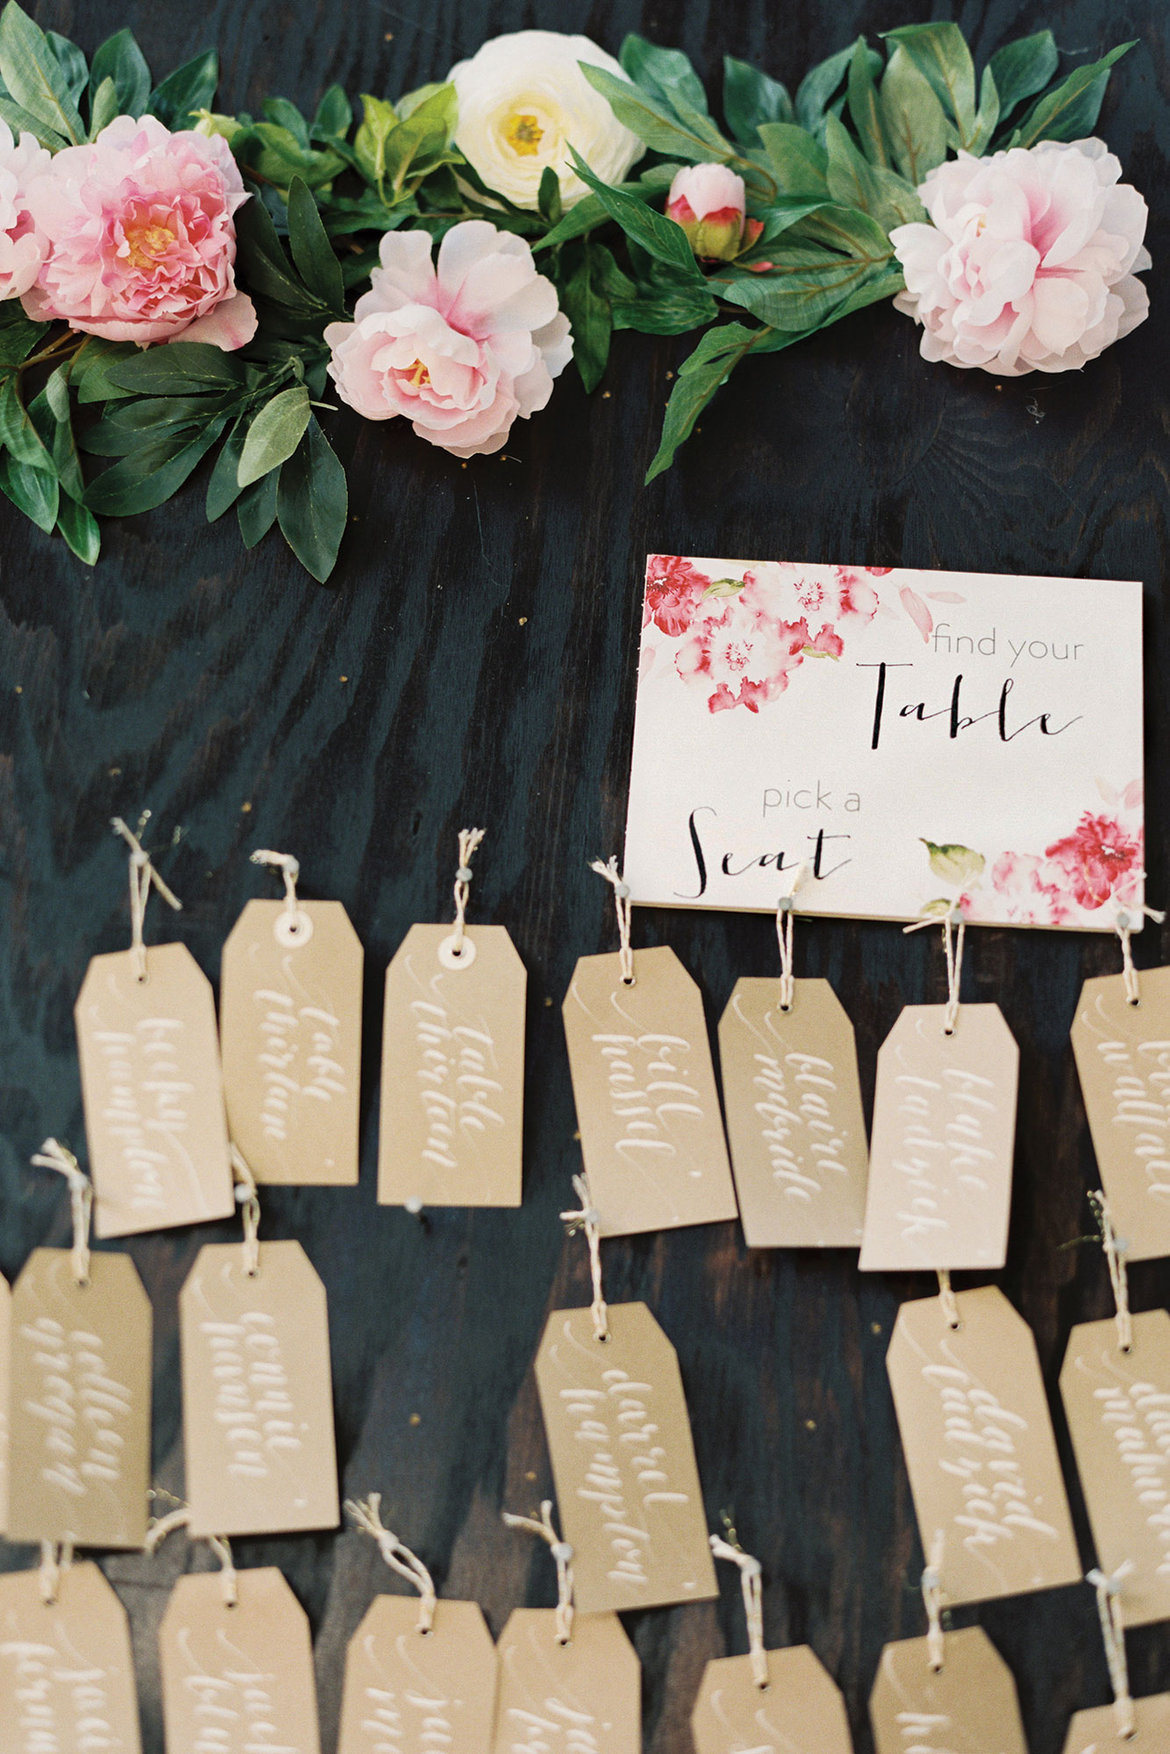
[
  {"x1": 0, "y1": 120, "x2": 51, "y2": 301},
  {"x1": 21, "y1": 116, "x2": 255, "y2": 348},
  {"x1": 1044, "y1": 812, "x2": 1143, "y2": 910},
  {"x1": 739, "y1": 561, "x2": 878, "y2": 628},
  {"x1": 674, "y1": 592, "x2": 814, "y2": 712},
  {"x1": 324, "y1": 221, "x2": 572, "y2": 459},
  {"x1": 643, "y1": 554, "x2": 710, "y2": 636},
  {"x1": 666, "y1": 163, "x2": 763, "y2": 263},
  {"x1": 982, "y1": 850, "x2": 1071, "y2": 926},
  {"x1": 890, "y1": 138, "x2": 1149, "y2": 375}
]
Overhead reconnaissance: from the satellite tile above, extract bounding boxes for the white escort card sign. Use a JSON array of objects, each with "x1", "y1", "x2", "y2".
[
  {"x1": 0, "y1": 1560, "x2": 142, "y2": 1754},
  {"x1": 625, "y1": 557, "x2": 1144, "y2": 931}
]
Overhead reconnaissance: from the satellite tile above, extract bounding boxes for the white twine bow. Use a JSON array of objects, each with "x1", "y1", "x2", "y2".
[
  {"x1": 1115, "y1": 897, "x2": 1165, "y2": 1007},
  {"x1": 346, "y1": 1494, "x2": 437, "y2": 1633},
  {"x1": 503, "y1": 1500, "x2": 574, "y2": 1644},
  {"x1": 31, "y1": 1139, "x2": 92, "y2": 1286},
  {"x1": 710, "y1": 1534, "x2": 768, "y2": 1689},
  {"x1": 904, "y1": 902, "x2": 965, "y2": 1034},
  {"x1": 111, "y1": 816, "x2": 182, "y2": 982},
  {"x1": 451, "y1": 827, "x2": 486, "y2": 956},
  {"x1": 590, "y1": 855, "x2": 634, "y2": 985},
  {"x1": 38, "y1": 1539, "x2": 73, "y2": 1606},
  {"x1": 1089, "y1": 1190, "x2": 1132, "y2": 1354},
  {"x1": 230, "y1": 1144, "x2": 261, "y2": 1277},
  {"x1": 922, "y1": 1531, "x2": 946, "y2": 1672},
  {"x1": 776, "y1": 861, "x2": 809, "y2": 1011},
  {"x1": 936, "y1": 1269, "x2": 961, "y2": 1331},
  {"x1": 1087, "y1": 1566, "x2": 1136, "y2": 1739},
  {"x1": 560, "y1": 1172, "x2": 609, "y2": 1342},
  {"x1": 145, "y1": 1506, "x2": 238, "y2": 1607}
]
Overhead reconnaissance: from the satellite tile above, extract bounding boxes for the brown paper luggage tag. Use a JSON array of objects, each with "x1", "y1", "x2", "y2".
[
  {"x1": 1063, "y1": 1692, "x2": 1170, "y2": 1753},
  {"x1": 870, "y1": 1626, "x2": 1028, "y2": 1754},
  {"x1": 534, "y1": 1298, "x2": 717, "y2": 1614},
  {"x1": 0, "y1": 1559, "x2": 141, "y2": 1753},
  {"x1": 692, "y1": 1645, "x2": 852, "y2": 1754},
  {"x1": 1060, "y1": 1308, "x2": 1170, "y2": 1626},
  {"x1": 719, "y1": 976, "x2": 868, "y2": 1248},
  {"x1": 886, "y1": 1285, "x2": 1080, "y2": 1605},
  {"x1": 860, "y1": 1003, "x2": 1019, "y2": 1272},
  {"x1": 180, "y1": 1238, "x2": 339, "y2": 1538},
  {"x1": 160, "y1": 1566, "x2": 320, "y2": 1754},
  {"x1": 1071, "y1": 966, "x2": 1170, "y2": 1262},
  {"x1": 493, "y1": 1608, "x2": 640, "y2": 1754},
  {"x1": 221, "y1": 850, "x2": 363, "y2": 1185}
]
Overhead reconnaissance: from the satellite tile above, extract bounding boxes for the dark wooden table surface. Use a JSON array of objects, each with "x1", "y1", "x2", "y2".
[{"x1": 2, "y1": 1, "x2": 1169, "y2": 1749}]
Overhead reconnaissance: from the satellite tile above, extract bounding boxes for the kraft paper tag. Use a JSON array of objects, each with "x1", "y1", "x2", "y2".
[
  {"x1": 1071, "y1": 967, "x2": 1170, "y2": 1261},
  {"x1": 180, "y1": 1239, "x2": 339, "y2": 1538},
  {"x1": 220, "y1": 899, "x2": 363, "y2": 1186},
  {"x1": 1060, "y1": 1308, "x2": 1170, "y2": 1626},
  {"x1": 75, "y1": 941, "x2": 235, "y2": 1238},
  {"x1": 870, "y1": 1626, "x2": 1027, "y2": 1754},
  {"x1": 379, "y1": 923, "x2": 526, "y2": 1209},
  {"x1": 339, "y1": 1595, "x2": 497, "y2": 1754},
  {"x1": 860, "y1": 1003, "x2": 1019, "y2": 1272},
  {"x1": 692, "y1": 1645, "x2": 853, "y2": 1754},
  {"x1": 718, "y1": 977, "x2": 868, "y2": 1248},
  {"x1": 0, "y1": 1560, "x2": 141, "y2": 1754},
  {"x1": 562, "y1": 944, "x2": 737, "y2": 1236},
  {"x1": 7, "y1": 1248, "x2": 151, "y2": 1549},
  {"x1": 493, "y1": 1608, "x2": 640, "y2": 1754},
  {"x1": 1063, "y1": 1693, "x2": 1170, "y2": 1753},
  {"x1": 159, "y1": 1567, "x2": 320, "y2": 1754},
  {"x1": 886, "y1": 1285, "x2": 1080, "y2": 1604},
  {"x1": 0, "y1": 1269, "x2": 10, "y2": 1533},
  {"x1": 534, "y1": 1299, "x2": 717, "y2": 1615}
]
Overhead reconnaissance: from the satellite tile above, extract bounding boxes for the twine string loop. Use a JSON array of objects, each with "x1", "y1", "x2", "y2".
[
  {"x1": 230, "y1": 1145, "x2": 261, "y2": 1277},
  {"x1": 145, "y1": 1506, "x2": 238, "y2": 1607},
  {"x1": 1090, "y1": 1190, "x2": 1132, "y2": 1353},
  {"x1": 710, "y1": 1534, "x2": 768, "y2": 1689},
  {"x1": 451, "y1": 827, "x2": 486, "y2": 957},
  {"x1": 922, "y1": 1532, "x2": 945, "y2": 1672},
  {"x1": 590, "y1": 856, "x2": 634, "y2": 985},
  {"x1": 111, "y1": 816, "x2": 182, "y2": 981},
  {"x1": 31, "y1": 1139, "x2": 91, "y2": 1286},
  {"x1": 775, "y1": 861, "x2": 809, "y2": 1011},
  {"x1": 1115, "y1": 898, "x2": 1165, "y2": 1007},
  {"x1": 903, "y1": 903, "x2": 964, "y2": 1034},
  {"x1": 503, "y1": 1501, "x2": 574, "y2": 1645},
  {"x1": 346, "y1": 1494, "x2": 437, "y2": 1633},
  {"x1": 1088, "y1": 1567, "x2": 1136, "y2": 1739},
  {"x1": 560, "y1": 1173, "x2": 609, "y2": 1341}
]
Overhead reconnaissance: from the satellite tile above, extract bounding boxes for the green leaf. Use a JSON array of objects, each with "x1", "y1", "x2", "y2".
[
  {"x1": 83, "y1": 392, "x2": 234, "y2": 453},
  {"x1": 560, "y1": 243, "x2": 611, "y2": 392},
  {"x1": 88, "y1": 75, "x2": 119, "y2": 137},
  {"x1": 534, "y1": 170, "x2": 680, "y2": 250},
  {"x1": 722, "y1": 55, "x2": 792, "y2": 144},
  {"x1": 988, "y1": 30, "x2": 1059, "y2": 121},
  {"x1": 1010, "y1": 43, "x2": 1135, "y2": 148},
  {"x1": 205, "y1": 419, "x2": 247, "y2": 521},
  {"x1": 880, "y1": 46, "x2": 948, "y2": 184},
  {"x1": 29, "y1": 366, "x2": 82, "y2": 500},
  {"x1": 579, "y1": 62, "x2": 732, "y2": 166},
  {"x1": 794, "y1": 43, "x2": 853, "y2": 135},
  {"x1": 0, "y1": 373, "x2": 50, "y2": 468},
  {"x1": 757, "y1": 123, "x2": 830, "y2": 198},
  {"x1": 0, "y1": 88, "x2": 65, "y2": 148},
  {"x1": 311, "y1": 83, "x2": 352, "y2": 142},
  {"x1": 85, "y1": 417, "x2": 226, "y2": 516},
  {"x1": 645, "y1": 321, "x2": 781, "y2": 482},
  {"x1": 233, "y1": 121, "x2": 345, "y2": 192},
  {"x1": 108, "y1": 342, "x2": 246, "y2": 396},
  {"x1": 396, "y1": 80, "x2": 450, "y2": 122},
  {"x1": 882, "y1": 23, "x2": 978, "y2": 149},
  {"x1": 0, "y1": 452, "x2": 57, "y2": 530},
  {"x1": 276, "y1": 415, "x2": 347, "y2": 582},
  {"x1": 921, "y1": 840, "x2": 986, "y2": 885},
  {"x1": 237, "y1": 468, "x2": 278, "y2": 547},
  {"x1": 89, "y1": 28, "x2": 150, "y2": 116},
  {"x1": 233, "y1": 197, "x2": 320, "y2": 314},
  {"x1": 538, "y1": 165, "x2": 563, "y2": 226},
  {"x1": 285, "y1": 178, "x2": 344, "y2": 313},
  {"x1": 381, "y1": 85, "x2": 457, "y2": 193},
  {"x1": 0, "y1": 303, "x2": 47, "y2": 366},
  {"x1": 847, "y1": 37, "x2": 889, "y2": 166},
  {"x1": 263, "y1": 95, "x2": 309, "y2": 148},
  {"x1": 46, "y1": 31, "x2": 87, "y2": 103},
  {"x1": 69, "y1": 339, "x2": 139, "y2": 402},
  {"x1": 968, "y1": 64, "x2": 1001, "y2": 155},
  {"x1": 55, "y1": 492, "x2": 100, "y2": 564},
  {"x1": 612, "y1": 282, "x2": 718, "y2": 333},
  {"x1": 720, "y1": 210, "x2": 894, "y2": 331},
  {"x1": 354, "y1": 91, "x2": 399, "y2": 191},
  {"x1": 0, "y1": 1, "x2": 84, "y2": 143},
  {"x1": 568, "y1": 149, "x2": 704, "y2": 280},
  {"x1": 822, "y1": 114, "x2": 922, "y2": 228},
  {"x1": 619, "y1": 34, "x2": 709, "y2": 117},
  {"x1": 147, "y1": 48, "x2": 218, "y2": 128},
  {"x1": 238, "y1": 385, "x2": 311, "y2": 487}
]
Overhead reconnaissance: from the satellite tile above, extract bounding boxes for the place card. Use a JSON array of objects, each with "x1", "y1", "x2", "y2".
[
  {"x1": 692, "y1": 1644, "x2": 853, "y2": 1754},
  {"x1": 870, "y1": 1626, "x2": 1028, "y2": 1754},
  {"x1": 1063, "y1": 1693, "x2": 1170, "y2": 1752},
  {"x1": 1060, "y1": 1309, "x2": 1170, "y2": 1625},
  {"x1": 534, "y1": 1299, "x2": 717, "y2": 1614},
  {"x1": 7, "y1": 1248, "x2": 151, "y2": 1550},
  {"x1": 0, "y1": 1560, "x2": 141, "y2": 1753},
  {"x1": 159, "y1": 1567, "x2": 320, "y2": 1754},
  {"x1": 179, "y1": 1240, "x2": 339, "y2": 1538},
  {"x1": 718, "y1": 976, "x2": 868, "y2": 1247},
  {"x1": 379, "y1": 922, "x2": 526, "y2": 1208},
  {"x1": 220, "y1": 898, "x2": 363, "y2": 1186},
  {"x1": 625, "y1": 556, "x2": 1143, "y2": 932},
  {"x1": 339, "y1": 1596, "x2": 497, "y2": 1754},
  {"x1": 860, "y1": 1003, "x2": 1019, "y2": 1271},
  {"x1": 886, "y1": 1286, "x2": 1080, "y2": 1604},
  {"x1": 75, "y1": 940, "x2": 235, "y2": 1237},
  {"x1": 1071, "y1": 967, "x2": 1170, "y2": 1260},
  {"x1": 493, "y1": 1608, "x2": 639, "y2": 1754},
  {"x1": 562, "y1": 944, "x2": 737, "y2": 1236}
]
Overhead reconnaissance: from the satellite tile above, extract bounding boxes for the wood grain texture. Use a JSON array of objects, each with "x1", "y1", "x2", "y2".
[{"x1": 2, "y1": 1, "x2": 1169, "y2": 1749}]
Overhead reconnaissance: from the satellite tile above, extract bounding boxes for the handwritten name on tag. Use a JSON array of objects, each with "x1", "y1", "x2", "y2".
[
  {"x1": 692, "y1": 1645, "x2": 853, "y2": 1754},
  {"x1": 0, "y1": 1560, "x2": 141, "y2": 1754},
  {"x1": 221, "y1": 899, "x2": 363, "y2": 1186},
  {"x1": 159, "y1": 1568, "x2": 320, "y2": 1754},
  {"x1": 379, "y1": 923, "x2": 526, "y2": 1209},
  {"x1": 7, "y1": 1250, "x2": 151, "y2": 1550},
  {"x1": 0, "y1": 1270, "x2": 10, "y2": 1533},
  {"x1": 860, "y1": 1003, "x2": 1018, "y2": 1272},
  {"x1": 534, "y1": 1300, "x2": 717, "y2": 1615},
  {"x1": 870, "y1": 1627, "x2": 1027, "y2": 1754},
  {"x1": 887, "y1": 1286, "x2": 1080, "y2": 1605},
  {"x1": 339, "y1": 1595, "x2": 497, "y2": 1754},
  {"x1": 180, "y1": 1240, "x2": 339, "y2": 1538},
  {"x1": 493, "y1": 1609, "x2": 640, "y2": 1754},
  {"x1": 1063, "y1": 1693, "x2": 1170, "y2": 1753},
  {"x1": 1060, "y1": 1309, "x2": 1170, "y2": 1626},
  {"x1": 1071, "y1": 968, "x2": 1170, "y2": 1261},
  {"x1": 563, "y1": 944, "x2": 737, "y2": 1236},
  {"x1": 75, "y1": 942, "x2": 234, "y2": 1238},
  {"x1": 719, "y1": 977, "x2": 868, "y2": 1248}
]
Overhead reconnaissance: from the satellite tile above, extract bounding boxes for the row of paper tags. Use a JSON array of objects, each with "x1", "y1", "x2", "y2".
[{"x1": 71, "y1": 835, "x2": 1170, "y2": 1271}]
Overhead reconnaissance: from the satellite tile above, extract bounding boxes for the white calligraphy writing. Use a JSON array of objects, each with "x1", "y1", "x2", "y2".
[
  {"x1": 200, "y1": 1312, "x2": 300, "y2": 1481},
  {"x1": 254, "y1": 988, "x2": 347, "y2": 1144},
  {"x1": 1, "y1": 1636, "x2": 124, "y2": 1754},
  {"x1": 892, "y1": 1064, "x2": 996, "y2": 1243},
  {"x1": 752, "y1": 1048, "x2": 847, "y2": 1201},
  {"x1": 21, "y1": 1315, "x2": 131, "y2": 1498},
  {"x1": 1095, "y1": 1034, "x2": 1170, "y2": 1205},
  {"x1": 94, "y1": 1017, "x2": 193, "y2": 1216}
]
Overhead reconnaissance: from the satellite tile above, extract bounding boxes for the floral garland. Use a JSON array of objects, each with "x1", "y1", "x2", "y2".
[{"x1": 0, "y1": 7, "x2": 1145, "y2": 580}]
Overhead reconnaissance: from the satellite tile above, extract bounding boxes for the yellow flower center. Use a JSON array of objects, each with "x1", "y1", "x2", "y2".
[
  {"x1": 406, "y1": 358, "x2": 430, "y2": 388},
  {"x1": 504, "y1": 112, "x2": 544, "y2": 155},
  {"x1": 125, "y1": 221, "x2": 176, "y2": 270}
]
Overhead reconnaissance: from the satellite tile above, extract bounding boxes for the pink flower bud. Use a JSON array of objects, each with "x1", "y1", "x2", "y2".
[{"x1": 666, "y1": 163, "x2": 761, "y2": 262}]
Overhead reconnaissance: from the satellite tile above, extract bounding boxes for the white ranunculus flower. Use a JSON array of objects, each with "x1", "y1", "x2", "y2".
[{"x1": 448, "y1": 29, "x2": 644, "y2": 210}]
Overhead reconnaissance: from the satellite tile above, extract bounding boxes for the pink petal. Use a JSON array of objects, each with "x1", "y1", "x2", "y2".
[
  {"x1": 900, "y1": 585, "x2": 933, "y2": 641},
  {"x1": 178, "y1": 289, "x2": 257, "y2": 350}
]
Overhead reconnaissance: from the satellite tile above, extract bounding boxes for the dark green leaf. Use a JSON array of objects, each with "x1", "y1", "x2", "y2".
[
  {"x1": 205, "y1": 419, "x2": 247, "y2": 521},
  {"x1": 238, "y1": 384, "x2": 311, "y2": 486},
  {"x1": 968, "y1": 64, "x2": 1001, "y2": 155},
  {"x1": 69, "y1": 339, "x2": 139, "y2": 403},
  {"x1": 720, "y1": 231, "x2": 893, "y2": 330},
  {"x1": 89, "y1": 29, "x2": 150, "y2": 116},
  {"x1": 880, "y1": 45, "x2": 948, "y2": 183},
  {"x1": 1010, "y1": 43, "x2": 1135, "y2": 148},
  {"x1": 46, "y1": 31, "x2": 87, "y2": 103},
  {"x1": 988, "y1": 30, "x2": 1059, "y2": 121},
  {"x1": 88, "y1": 75, "x2": 119, "y2": 137},
  {"x1": 276, "y1": 415, "x2": 347, "y2": 582},
  {"x1": 233, "y1": 120, "x2": 345, "y2": 191},
  {"x1": 757, "y1": 123, "x2": 830, "y2": 198},
  {"x1": 29, "y1": 366, "x2": 82, "y2": 500},
  {"x1": 535, "y1": 170, "x2": 681, "y2": 251},
  {"x1": 0, "y1": 89, "x2": 65, "y2": 148},
  {"x1": 0, "y1": 452, "x2": 57, "y2": 530},
  {"x1": 285, "y1": 178, "x2": 344, "y2": 312},
  {"x1": 237, "y1": 468, "x2": 278, "y2": 547},
  {"x1": 234, "y1": 197, "x2": 320, "y2": 314},
  {"x1": 538, "y1": 165, "x2": 563, "y2": 226},
  {"x1": 794, "y1": 43, "x2": 853, "y2": 135},
  {"x1": 560, "y1": 244, "x2": 611, "y2": 392},
  {"x1": 612, "y1": 282, "x2": 718, "y2": 333},
  {"x1": 147, "y1": 48, "x2": 218, "y2": 128},
  {"x1": 644, "y1": 321, "x2": 772, "y2": 482},
  {"x1": 619, "y1": 34, "x2": 709, "y2": 117},
  {"x1": 0, "y1": 1, "x2": 84, "y2": 143},
  {"x1": 823, "y1": 114, "x2": 922, "y2": 228},
  {"x1": 85, "y1": 417, "x2": 226, "y2": 516},
  {"x1": 882, "y1": 23, "x2": 978, "y2": 148},
  {"x1": 82, "y1": 393, "x2": 234, "y2": 453},
  {"x1": 569, "y1": 149, "x2": 704, "y2": 280},
  {"x1": 722, "y1": 55, "x2": 792, "y2": 144},
  {"x1": 55, "y1": 492, "x2": 100, "y2": 563},
  {"x1": 311, "y1": 83, "x2": 352, "y2": 142},
  {"x1": 847, "y1": 37, "x2": 889, "y2": 166},
  {"x1": 263, "y1": 95, "x2": 309, "y2": 148},
  {"x1": 0, "y1": 303, "x2": 47, "y2": 366},
  {"x1": 579, "y1": 62, "x2": 732, "y2": 165},
  {"x1": 0, "y1": 374, "x2": 50, "y2": 468},
  {"x1": 108, "y1": 342, "x2": 247, "y2": 395}
]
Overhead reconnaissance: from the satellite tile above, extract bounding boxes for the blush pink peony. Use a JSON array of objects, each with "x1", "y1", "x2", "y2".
[
  {"x1": 666, "y1": 163, "x2": 762, "y2": 262},
  {"x1": 890, "y1": 138, "x2": 1149, "y2": 375},
  {"x1": 21, "y1": 115, "x2": 256, "y2": 348},
  {"x1": 324, "y1": 220, "x2": 572, "y2": 458},
  {"x1": 0, "y1": 120, "x2": 51, "y2": 301}
]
